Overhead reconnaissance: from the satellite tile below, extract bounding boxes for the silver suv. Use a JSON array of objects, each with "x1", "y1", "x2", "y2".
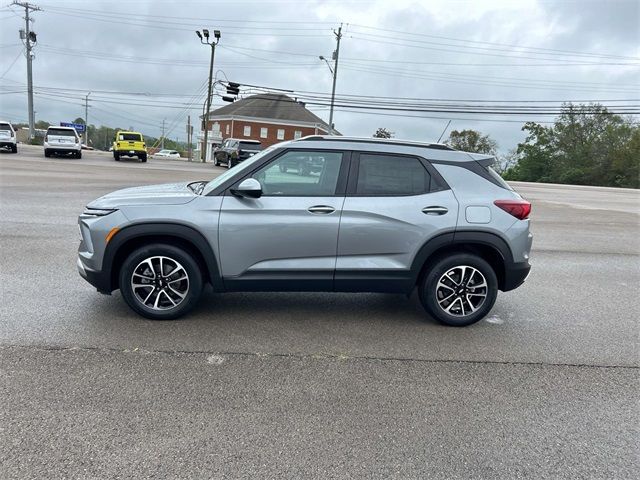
[{"x1": 78, "y1": 136, "x2": 532, "y2": 326}]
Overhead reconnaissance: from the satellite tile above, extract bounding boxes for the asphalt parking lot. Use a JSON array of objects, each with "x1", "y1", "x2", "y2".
[{"x1": 1, "y1": 145, "x2": 638, "y2": 478}]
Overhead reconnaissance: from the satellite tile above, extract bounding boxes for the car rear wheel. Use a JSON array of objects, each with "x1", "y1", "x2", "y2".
[
  {"x1": 114, "y1": 152, "x2": 120, "y2": 161},
  {"x1": 77, "y1": 151, "x2": 82, "y2": 159},
  {"x1": 11, "y1": 145, "x2": 17, "y2": 153},
  {"x1": 140, "y1": 154, "x2": 147, "y2": 162},
  {"x1": 119, "y1": 244, "x2": 203, "y2": 320},
  {"x1": 419, "y1": 253, "x2": 498, "y2": 327},
  {"x1": 44, "y1": 149, "x2": 50, "y2": 157}
]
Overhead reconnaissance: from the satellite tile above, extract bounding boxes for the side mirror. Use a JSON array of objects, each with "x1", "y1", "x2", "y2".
[{"x1": 231, "y1": 178, "x2": 262, "y2": 199}]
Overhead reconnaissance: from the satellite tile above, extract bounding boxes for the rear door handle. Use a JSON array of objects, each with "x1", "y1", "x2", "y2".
[
  {"x1": 422, "y1": 206, "x2": 448, "y2": 215},
  {"x1": 308, "y1": 205, "x2": 335, "y2": 214}
]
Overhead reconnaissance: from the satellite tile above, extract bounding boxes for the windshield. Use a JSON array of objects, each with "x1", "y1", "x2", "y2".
[
  {"x1": 0, "y1": 123, "x2": 11, "y2": 131},
  {"x1": 201, "y1": 145, "x2": 278, "y2": 195}
]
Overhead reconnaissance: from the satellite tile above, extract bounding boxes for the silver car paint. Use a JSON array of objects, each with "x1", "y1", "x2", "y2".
[
  {"x1": 336, "y1": 189, "x2": 458, "y2": 271},
  {"x1": 219, "y1": 194, "x2": 344, "y2": 277},
  {"x1": 78, "y1": 137, "x2": 532, "y2": 292}
]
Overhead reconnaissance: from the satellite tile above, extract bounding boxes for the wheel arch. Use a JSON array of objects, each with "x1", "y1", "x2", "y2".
[
  {"x1": 103, "y1": 223, "x2": 222, "y2": 293},
  {"x1": 412, "y1": 231, "x2": 513, "y2": 291}
]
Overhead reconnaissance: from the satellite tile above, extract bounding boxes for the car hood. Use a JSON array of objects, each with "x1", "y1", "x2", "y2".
[{"x1": 87, "y1": 182, "x2": 198, "y2": 208}]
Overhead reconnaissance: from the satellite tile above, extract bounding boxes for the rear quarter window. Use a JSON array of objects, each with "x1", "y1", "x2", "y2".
[{"x1": 483, "y1": 164, "x2": 513, "y2": 191}]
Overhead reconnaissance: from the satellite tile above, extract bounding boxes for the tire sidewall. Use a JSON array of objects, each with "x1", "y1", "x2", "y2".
[
  {"x1": 420, "y1": 254, "x2": 498, "y2": 327},
  {"x1": 119, "y1": 244, "x2": 203, "y2": 320}
]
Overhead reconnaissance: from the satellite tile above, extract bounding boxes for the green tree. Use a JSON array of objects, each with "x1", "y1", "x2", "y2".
[
  {"x1": 446, "y1": 129, "x2": 498, "y2": 155},
  {"x1": 504, "y1": 104, "x2": 639, "y2": 188},
  {"x1": 373, "y1": 127, "x2": 393, "y2": 138}
]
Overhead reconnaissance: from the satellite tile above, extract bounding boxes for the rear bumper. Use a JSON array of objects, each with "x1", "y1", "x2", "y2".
[
  {"x1": 116, "y1": 150, "x2": 146, "y2": 156},
  {"x1": 0, "y1": 141, "x2": 16, "y2": 148},
  {"x1": 502, "y1": 261, "x2": 531, "y2": 291}
]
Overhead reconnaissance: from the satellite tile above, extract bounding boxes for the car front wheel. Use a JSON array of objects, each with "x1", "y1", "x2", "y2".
[
  {"x1": 419, "y1": 253, "x2": 498, "y2": 327},
  {"x1": 119, "y1": 244, "x2": 203, "y2": 320}
]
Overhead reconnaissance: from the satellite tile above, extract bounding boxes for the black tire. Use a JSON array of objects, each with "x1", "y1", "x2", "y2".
[
  {"x1": 114, "y1": 152, "x2": 120, "y2": 161},
  {"x1": 44, "y1": 149, "x2": 50, "y2": 158},
  {"x1": 119, "y1": 244, "x2": 203, "y2": 320},
  {"x1": 227, "y1": 157, "x2": 234, "y2": 169},
  {"x1": 419, "y1": 253, "x2": 498, "y2": 327},
  {"x1": 140, "y1": 154, "x2": 147, "y2": 162},
  {"x1": 11, "y1": 145, "x2": 17, "y2": 153},
  {"x1": 77, "y1": 151, "x2": 82, "y2": 159}
]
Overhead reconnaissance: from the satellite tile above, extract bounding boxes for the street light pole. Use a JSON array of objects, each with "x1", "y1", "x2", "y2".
[
  {"x1": 197, "y1": 29, "x2": 220, "y2": 163},
  {"x1": 328, "y1": 25, "x2": 342, "y2": 135}
]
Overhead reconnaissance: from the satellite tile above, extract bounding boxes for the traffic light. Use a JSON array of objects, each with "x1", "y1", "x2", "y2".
[
  {"x1": 222, "y1": 96, "x2": 235, "y2": 103},
  {"x1": 226, "y1": 82, "x2": 240, "y2": 96}
]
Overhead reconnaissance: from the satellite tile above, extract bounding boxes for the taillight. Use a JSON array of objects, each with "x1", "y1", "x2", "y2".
[
  {"x1": 45, "y1": 135, "x2": 49, "y2": 142},
  {"x1": 494, "y1": 199, "x2": 531, "y2": 220}
]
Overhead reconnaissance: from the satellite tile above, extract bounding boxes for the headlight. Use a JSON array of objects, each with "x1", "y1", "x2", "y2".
[{"x1": 81, "y1": 207, "x2": 117, "y2": 217}]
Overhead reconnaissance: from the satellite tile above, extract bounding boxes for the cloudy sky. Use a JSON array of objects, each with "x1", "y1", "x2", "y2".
[{"x1": 0, "y1": 0, "x2": 638, "y2": 151}]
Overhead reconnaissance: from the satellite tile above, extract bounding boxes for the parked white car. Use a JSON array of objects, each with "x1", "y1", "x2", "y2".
[
  {"x1": 44, "y1": 126, "x2": 82, "y2": 158},
  {"x1": 0, "y1": 121, "x2": 18, "y2": 153},
  {"x1": 154, "y1": 149, "x2": 181, "y2": 158}
]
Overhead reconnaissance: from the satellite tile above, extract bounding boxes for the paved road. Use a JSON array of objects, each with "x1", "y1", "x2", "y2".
[{"x1": 1, "y1": 145, "x2": 638, "y2": 478}]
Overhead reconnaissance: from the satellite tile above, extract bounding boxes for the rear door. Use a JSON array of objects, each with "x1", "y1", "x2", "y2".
[
  {"x1": 218, "y1": 149, "x2": 349, "y2": 291},
  {"x1": 335, "y1": 152, "x2": 458, "y2": 292}
]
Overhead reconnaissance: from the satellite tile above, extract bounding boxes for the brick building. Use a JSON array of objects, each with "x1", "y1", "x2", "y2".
[{"x1": 199, "y1": 93, "x2": 333, "y2": 161}]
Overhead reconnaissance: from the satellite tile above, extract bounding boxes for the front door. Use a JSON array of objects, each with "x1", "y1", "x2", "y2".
[{"x1": 219, "y1": 149, "x2": 349, "y2": 291}]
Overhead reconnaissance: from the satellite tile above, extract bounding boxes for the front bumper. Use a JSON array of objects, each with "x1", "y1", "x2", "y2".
[{"x1": 77, "y1": 256, "x2": 111, "y2": 294}]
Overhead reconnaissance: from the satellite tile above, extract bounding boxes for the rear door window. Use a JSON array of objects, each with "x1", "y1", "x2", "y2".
[{"x1": 355, "y1": 153, "x2": 431, "y2": 195}]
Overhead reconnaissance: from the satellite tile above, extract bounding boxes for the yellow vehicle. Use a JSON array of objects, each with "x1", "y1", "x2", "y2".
[{"x1": 112, "y1": 130, "x2": 147, "y2": 162}]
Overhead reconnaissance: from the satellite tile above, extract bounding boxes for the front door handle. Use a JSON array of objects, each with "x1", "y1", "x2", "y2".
[
  {"x1": 308, "y1": 205, "x2": 335, "y2": 214},
  {"x1": 422, "y1": 206, "x2": 448, "y2": 215}
]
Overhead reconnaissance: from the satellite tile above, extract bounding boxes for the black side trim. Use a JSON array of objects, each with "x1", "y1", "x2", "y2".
[
  {"x1": 224, "y1": 270, "x2": 333, "y2": 292},
  {"x1": 333, "y1": 270, "x2": 415, "y2": 293},
  {"x1": 101, "y1": 223, "x2": 223, "y2": 293}
]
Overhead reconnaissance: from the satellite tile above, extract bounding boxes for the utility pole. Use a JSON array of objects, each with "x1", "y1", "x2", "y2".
[
  {"x1": 84, "y1": 92, "x2": 90, "y2": 145},
  {"x1": 196, "y1": 29, "x2": 221, "y2": 163},
  {"x1": 161, "y1": 118, "x2": 165, "y2": 149},
  {"x1": 13, "y1": 1, "x2": 41, "y2": 142},
  {"x1": 328, "y1": 24, "x2": 342, "y2": 135},
  {"x1": 187, "y1": 115, "x2": 192, "y2": 161}
]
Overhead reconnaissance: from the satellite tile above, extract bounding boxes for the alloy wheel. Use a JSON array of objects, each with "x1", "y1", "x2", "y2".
[
  {"x1": 435, "y1": 265, "x2": 488, "y2": 317},
  {"x1": 130, "y1": 256, "x2": 189, "y2": 310}
]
